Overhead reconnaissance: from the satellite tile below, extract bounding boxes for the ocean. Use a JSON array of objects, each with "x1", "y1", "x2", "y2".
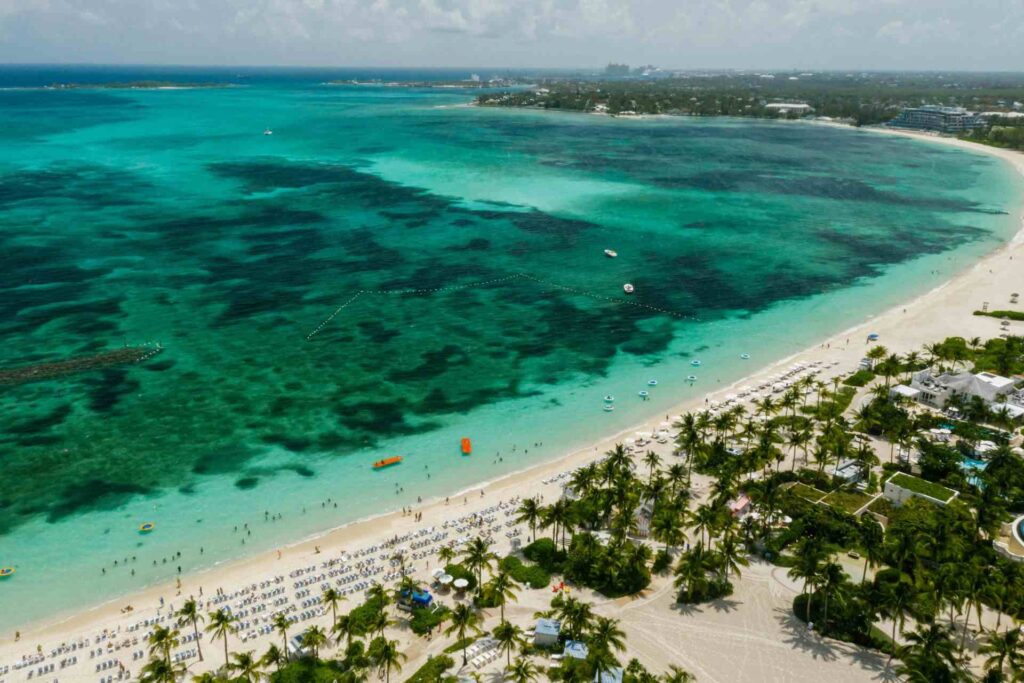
[{"x1": 0, "y1": 65, "x2": 1020, "y2": 628}]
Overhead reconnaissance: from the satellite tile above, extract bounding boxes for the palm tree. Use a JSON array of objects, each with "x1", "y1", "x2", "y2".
[
  {"x1": 545, "y1": 498, "x2": 575, "y2": 549},
  {"x1": 515, "y1": 497, "x2": 543, "y2": 542},
  {"x1": 191, "y1": 673, "x2": 218, "y2": 683},
  {"x1": 368, "y1": 608, "x2": 394, "y2": 639},
  {"x1": 175, "y1": 599, "x2": 205, "y2": 662},
  {"x1": 260, "y1": 643, "x2": 286, "y2": 674},
  {"x1": 437, "y1": 545, "x2": 457, "y2": 566},
  {"x1": 368, "y1": 638, "x2": 406, "y2": 683},
  {"x1": 661, "y1": 666, "x2": 695, "y2": 683},
  {"x1": 444, "y1": 603, "x2": 482, "y2": 666},
  {"x1": 493, "y1": 621, "x2": 523, "y2": 667},
  {"x1": 589, "y1": 616, "x2": 626, "y2": 655},
  {"x1": 229, "y1": 650, "x2": 263, "y2": 683},
  {"x1": 271, "y1": 612, "x2": 291, "y2": 662},
  {"x1": 485, "y1": 570, "x2": 521, "y2": 623},
  {"x1": 895, "y1": 622, "x2": 966, "y2": 682},
  {"x1": 507, "y1": 658, "x2": 540, "y2": 683},
  {"x1": 674, "y1": 546, "x2": 712, "y2": 603},
  {"x1": 139, "y1": 657, "x2": 184, "y2": 683},
  {"x1": 980, "y1": 627, "x2": 1024, "y2": 682},
  {"x1": 300, "y1": 625, "x2": 329, "y2": 659},
  {"x1": 715, "y1": 535, "x2": 749, "y2": 582},
  {"x1": 858, "y1": 518, "x2": 885, "y2": 583},
  {"x1": 332, "y1": 613, "x2": 359, "y2": 650},
  {"x1": 321, "y1": 587, "x2": 346, "y2": 624},
  {"x1": 206, "y1": 609, "x2": 238, "y2": 670},
  {"x1": 463, "y1": 536, "x2": 497, "y2": 593},
  {"x1": 692, "y1": 503, "x2": 718, "y2": 548},
  {"x1": 147, "y1": 625, "x2": 180, "y2": 666},
  {"x1": 555, "y1": 596, "x2": 595, "y2": 640},
  {"x1": 643, "y1": 450, "x2": 662, "y2": 479},
  {"x1": 815, "y1": 561, "x2": 848, "y2": 633}
]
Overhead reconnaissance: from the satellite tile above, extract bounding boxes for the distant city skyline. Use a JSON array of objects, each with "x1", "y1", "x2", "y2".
[{"x1": 0, "y1": 0, "x2": 1022, "y2": 71}]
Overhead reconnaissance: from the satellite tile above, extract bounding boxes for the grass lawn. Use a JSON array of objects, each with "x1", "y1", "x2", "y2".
[
  {"x1": 888, "y1": 472, "x2": 956, "y2": 503},
  {"x1": 789, "y1": 482, "x2": 827, "y2": 502},
  {"x1": 822, "y1": 490, "x2": 876, "y2": 515}
]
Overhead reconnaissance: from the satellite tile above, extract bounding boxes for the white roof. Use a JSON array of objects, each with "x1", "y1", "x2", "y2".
[
  {"x1": 891, "y1": 385, "x2": 921, "y2": 398},
  {"x1": 994, "y1": 403, "x2": 1024, "y2": 419},
  {"x1": 977, "y1": 372, "x2": 1015, "y2": 389}
]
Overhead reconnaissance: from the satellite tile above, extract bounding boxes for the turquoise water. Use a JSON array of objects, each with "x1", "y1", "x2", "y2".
[{"x1": 1, "y1": 67, "x2": 1022, "y2": 629}]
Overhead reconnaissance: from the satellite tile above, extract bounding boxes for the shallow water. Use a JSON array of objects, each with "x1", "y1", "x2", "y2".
[{"x1": 0, "y1": 66, "x2": 1021, "y2": 628}]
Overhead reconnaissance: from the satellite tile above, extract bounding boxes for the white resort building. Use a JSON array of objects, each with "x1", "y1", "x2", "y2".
[{"x1": 896, "y1": 369, "x2": 1024, "y2": 420}]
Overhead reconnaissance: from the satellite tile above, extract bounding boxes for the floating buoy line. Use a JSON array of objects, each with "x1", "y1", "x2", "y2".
[{"x1": 306, "y1": 272, "x2": 696, "y2": 340}]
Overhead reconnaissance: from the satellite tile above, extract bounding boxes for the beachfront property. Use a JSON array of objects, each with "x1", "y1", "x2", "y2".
[
  {"x1": 764, "y1": 102, "x2": 813, "y2": 115},
  {"x1": 902, "y1": 369, "x2": 1024, "y2": 420},
  {"x1": 888, "y1": 105, "x2": 986, "y2": 133},
  {"x1": 883, "y1": 472, "x2": 959, "y2": 507}
]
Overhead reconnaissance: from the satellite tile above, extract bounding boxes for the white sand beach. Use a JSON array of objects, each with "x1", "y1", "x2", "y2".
[{"x1": 1, "y1": 130, "x2": 1022, "y2": 682}]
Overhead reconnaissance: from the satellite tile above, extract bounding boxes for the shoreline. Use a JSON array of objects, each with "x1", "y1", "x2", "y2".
[{"x1": 2, "y1": 127, "x2": 1023, "y2": 658}]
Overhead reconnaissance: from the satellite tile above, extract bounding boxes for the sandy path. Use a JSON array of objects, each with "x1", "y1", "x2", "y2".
[{"x1": 0, "y1": 129, "x2": 1021, "y2": 682}]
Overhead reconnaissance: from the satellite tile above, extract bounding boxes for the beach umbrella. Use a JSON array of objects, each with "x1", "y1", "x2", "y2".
[
  {"x1": 431, "y1": 568, "x2": 445, "y2": 579},
  {"x1": 453, "y1": 578, "x2": 469, "y2": 590},
  {"x1": 438, "y1": 574, "x2": 454, "y2": 585}
]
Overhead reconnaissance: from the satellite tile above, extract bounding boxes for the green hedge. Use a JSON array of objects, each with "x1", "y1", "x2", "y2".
[
  {"x1": 843, "y1": 369, "x2": 875, "y2": 387},
  {"x1": 522, "y1": 538, "x2": 566, "y2": 572},
  {"x1": 347, "y1": 595, "x2": 387, "y2": 636},
  {"x1": 409, "y1": 605, "x2": 450, "y2": 635},
  {"x1": 499, "y1": 555, "x2": 551, "y2": 589},
  {"x1": 405, "y1": 655, "x2": 455, "y2": 683},
  {"x1": 443, "y1": 563, "x2": 476, "y2": 591},
  {"x1": 677, "y1": 577, "x2": 732, "y2": 604},
  {"x1": 974, "y1": 309, "x2": 1024, "y2": 321}
]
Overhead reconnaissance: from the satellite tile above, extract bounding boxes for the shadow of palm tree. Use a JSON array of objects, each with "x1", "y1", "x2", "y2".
[
  {"x1": 707, "y1": 597, "x2": 742, "y2": 613},
  {"x1": 667, "y1": 601, "x2": 704, "y2": 617}
]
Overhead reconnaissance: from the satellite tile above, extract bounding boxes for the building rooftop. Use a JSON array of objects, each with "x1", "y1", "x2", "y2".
[
  {"x1": 535, "y1": 618, "x2": 561, "y2": 636},
  {"x1": 564, "y1": 640, "x2": 589, "y2": 660}
]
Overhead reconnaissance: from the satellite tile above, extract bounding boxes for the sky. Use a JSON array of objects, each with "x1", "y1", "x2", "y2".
[{"x1": 0, "y1": 0, "x2": 1022, "y2": 71}]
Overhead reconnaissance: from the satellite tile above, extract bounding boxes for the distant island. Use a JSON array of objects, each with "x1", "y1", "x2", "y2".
[
  {"x1": 475, "y1": 70, "x2": 1024, "y2": 150},
  {"x1": 328, "y1": 77, "x2": 530, "y2": 89},
  {"x1": 46, "y1": 81, "x2": 235, "y2": 90}
]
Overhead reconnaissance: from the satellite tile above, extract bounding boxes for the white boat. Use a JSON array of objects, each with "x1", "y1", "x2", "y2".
[
  {"x1": 263, "y1": 128, "x2": 273, "y2": 136},
  {"x1": 604, "y1": 249, "x2": 618, "y2": 258},
  {"x1": 623, "y1": 283, "x2": 634, "y2": 294}
]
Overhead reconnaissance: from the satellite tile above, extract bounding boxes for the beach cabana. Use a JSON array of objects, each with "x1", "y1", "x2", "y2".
[
  {"x1": 533, "y1": 618, "x2": 561, "y2": 647},
  {"x1": 399, "y1": 589, "x2": 433, "y2": 608},
  {"x1": 563, "y1": 640, "x2": 589, "y2": 660},
  {"x1": 595, "y1": 668, "x2": 624, "y2": 683}
]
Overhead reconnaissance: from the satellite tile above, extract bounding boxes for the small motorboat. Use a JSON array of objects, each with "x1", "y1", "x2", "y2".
[
  {"x1": 373, "y1": 456, "x2": 403, "y2": 469},
  {"x1": 638, "y1": 390, "x2": 649, "y2": 398},
  {"x1": 623, "y1": 283, "x2": 634, "y2": 294},
  {"x1": 603, "y1": 395, "x2": 615, "y2": 402},
  {"x1": 740, "y1": 353, "x2": 751, "y2": 360},
  {"x1": 603, "y1": 404, "x2": 615, "y2": 412},
  {"x1": 0, "y1": 567, "x2": 14, "y2": 578},
  {"x1": 647, "y1": 380, "x2": 658, "y2": 386},
  {"x1": 604, "y1": 249, "x2": 618, "y2": 258},
  {"x1": 139, "y1": 522, "x2": 156, "y2": 534},
  {"x1": 687, "y1": 375, "x2": 698, "y2": 381},
  {"x1": 691, "y1": 360, "x2": 702, "y2": 367},
  {"x1": 460, "y1": 438, "x2": 472, "y2": 455},
  {"x1": 263, "y1": 128, "x2": 274, "y2": 136}
]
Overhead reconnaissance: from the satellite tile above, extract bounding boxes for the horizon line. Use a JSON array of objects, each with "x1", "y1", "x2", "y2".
[{"x1": 2, "y1": 61, "x2": 1024, "y2": 76}]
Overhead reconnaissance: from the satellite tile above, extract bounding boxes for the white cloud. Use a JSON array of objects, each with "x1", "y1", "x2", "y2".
[{"x1": 0, "y1": 0, "x2": 1019, "y2": 68}]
